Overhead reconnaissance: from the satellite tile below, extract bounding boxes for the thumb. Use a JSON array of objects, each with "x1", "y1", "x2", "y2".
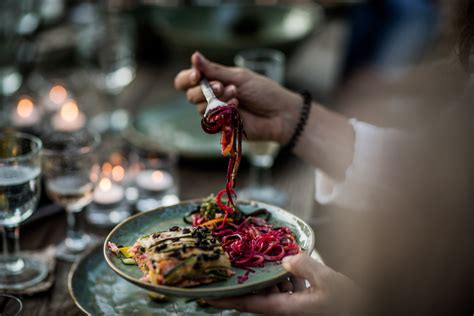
[
  {"x1": 192, "y1": 51, "x2": 241, "y2": 85},
  {"x1": 282, "y1": 253, "x2": 322, "y2": 284}
]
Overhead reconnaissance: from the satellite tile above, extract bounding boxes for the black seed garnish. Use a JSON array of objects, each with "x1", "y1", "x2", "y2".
[
  {"x1": 152, "y1": 233, "x2": 160, "y2": 238},
  {"x1": 193, "y1": 262, "x2": 201, "y2": 270},
  {"x1": 169, "y1": 250, "x2": 181, "y2": 258},
  {"x1": 169, "y1": 226, "x2": 180, "y2": 231},
  {"x1": 182, "y1": 228, "x2": 191, "y2": 234},
  {"x1": 140, "y1": 247, "x2": 145, "y2": 252},
  {"x1": 155, "y1": 243, "x2": 167, "y2": 252}
]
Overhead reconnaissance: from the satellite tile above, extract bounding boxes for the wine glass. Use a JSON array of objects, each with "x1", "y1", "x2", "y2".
[
  {"x1": 234, "y1": 48, "x2": 288, "y2": 206},
  {"x1": 0, "y1": 294, "x2": 22, "y2": 316},
  {"x1": 42, "y1": 130, "x2": 100, "y2": 262},
  {"x1": 0, "y1": 132, "x2": 48, "y2": 290},
  {"x1": 72, "y1": 2, "x2": 136, "y2": 134}
]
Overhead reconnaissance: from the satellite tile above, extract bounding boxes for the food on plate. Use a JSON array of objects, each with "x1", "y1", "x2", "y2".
[
  {"x1": 108, "y1": 226, "x2": 234, "y2": 287},
  {"x1": 185, "y1": 196, "x2": 301, "y2": 283}
]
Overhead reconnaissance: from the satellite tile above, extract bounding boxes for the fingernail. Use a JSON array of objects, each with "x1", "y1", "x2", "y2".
[{"x1": 190, "y1": 70, "x2": 198, "y2": 83}]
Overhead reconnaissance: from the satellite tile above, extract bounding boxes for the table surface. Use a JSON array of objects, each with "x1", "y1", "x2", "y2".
[{"x1": 15, "y1": 66, "x2": 316, "y2": 316}]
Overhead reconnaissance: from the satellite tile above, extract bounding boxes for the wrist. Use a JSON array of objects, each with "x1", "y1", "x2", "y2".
[{"x1": 278, "y1": 91, "x2": 304, "y2": 145}]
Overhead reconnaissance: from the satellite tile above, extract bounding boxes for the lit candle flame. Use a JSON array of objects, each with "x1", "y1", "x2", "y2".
[
  {"x1": 99, "y1": 178, "x2": 112, "y2": 191},
  {"x1": 60, "y1": 100, "x2": 79, "y2": 122},
  {"x1": 112, "y1": 165, "x2": 125, "y2": 182},
  {"x1": 17, "y1": 98, "x2": 34, "y2": 118},
  {"x1": 102, "y1": 162, "x2": 113, "y2": 176},
  {"x1": 49, "y1": 85, "x2": 67, "y2": 105},
  {"x1": 152, "y1": 171, "x2": 163, "y2": 182}
]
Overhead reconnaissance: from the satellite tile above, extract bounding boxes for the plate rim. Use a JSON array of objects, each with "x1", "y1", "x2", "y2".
[
  {"x1": 68, "y1": 245, "x2": 101, "y2": 316},
  {"x1": 103, "y1": 198, "x2": 315, "y2": 298}
]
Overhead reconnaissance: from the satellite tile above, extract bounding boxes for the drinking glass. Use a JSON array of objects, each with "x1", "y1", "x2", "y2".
[
  {"x1": 234, "y1": 48, "x2": 287, "y2": 206},
  {"x1": 0, "y1": 294, "x2": 22, "y2": 316},
  {"x1": 42, "y1": 130, "x2": 100, "y2": 262},
  {"x1": 72, "y1": 3, "x2": 136, "y2": 134},
  {"x1": 0, "y1": 132, "x2": 48, "y2": 290}
]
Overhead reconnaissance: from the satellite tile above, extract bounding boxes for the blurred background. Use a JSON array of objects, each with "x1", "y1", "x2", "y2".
[
  {"x1": 0, "y1": 0, "x2": 444, "y2": 261},
  {"x1": 0, "y1": 0, "x2": 445, "y2": 249}
]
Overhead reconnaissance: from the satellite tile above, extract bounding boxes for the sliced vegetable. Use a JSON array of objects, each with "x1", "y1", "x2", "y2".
[
  {"x1": 119, "y1": 247, "x2": 133, "y2": 258},
  {"x1": 200, "y1": 217, "x2": 233, "y2": 227},
  {"x1": 121, "y1": 258, "x2": 136, "y2": 265}
]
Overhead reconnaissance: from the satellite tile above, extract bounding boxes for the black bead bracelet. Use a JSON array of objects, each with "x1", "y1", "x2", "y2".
[{"x1": 285, "y1": 91, "x2": 312, "y2": 153}]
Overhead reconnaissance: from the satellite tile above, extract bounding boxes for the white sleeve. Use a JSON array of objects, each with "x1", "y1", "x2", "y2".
[{"x1": 315, "y1": 119, "x2": 413, "y2": 212}]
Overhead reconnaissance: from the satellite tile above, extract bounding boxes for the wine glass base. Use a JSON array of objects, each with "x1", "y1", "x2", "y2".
[
  {"x1": 56, "y1": 233, "x2": 100, "y2": 263},
  {"x1": 0, "y1": 257, "x2": 48, "y2": 290},
  {"x1": 238, "y1": 185, "x2": 288, "y2": 207}
]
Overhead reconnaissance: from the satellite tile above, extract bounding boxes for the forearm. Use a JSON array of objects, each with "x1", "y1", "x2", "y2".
[{"x1": 293, "y1": 103, "x2": 355, "y2": 181}]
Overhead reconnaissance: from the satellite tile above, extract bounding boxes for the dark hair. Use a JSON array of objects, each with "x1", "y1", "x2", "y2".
[{"x1": 458, "y1": 0, "x2": 474, "y2": 73}]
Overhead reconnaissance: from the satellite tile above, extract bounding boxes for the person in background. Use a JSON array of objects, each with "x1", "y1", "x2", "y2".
[{"x1": 174, "y1": 1, "x2": 473, "y2": 314}]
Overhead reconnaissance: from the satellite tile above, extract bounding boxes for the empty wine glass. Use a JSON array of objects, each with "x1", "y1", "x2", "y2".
[
  {"x1": 0, "y1": 132, "x2": 48, "y2": 290},
  {"x1": 72, "y1": 2, "x2": 136, "y2": 134},
  {"x1": 42, "y1": 130, "x2": 100, "y2": 262},
  {"x1": 234, "y1": 48, "x2": 288, "y2": 206}
]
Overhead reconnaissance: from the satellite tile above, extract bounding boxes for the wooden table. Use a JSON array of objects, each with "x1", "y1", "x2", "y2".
[{"x1": 14, "y1": 67, "x2": 316, "y2": 315}]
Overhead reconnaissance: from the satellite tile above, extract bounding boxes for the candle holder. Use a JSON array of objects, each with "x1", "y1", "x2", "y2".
[
  {"x1": 132, "y1": 149, "x2": 179, "y2": 212},
  {"x1": 86, "y1": 156, "x2": 131, "y2": 227}
]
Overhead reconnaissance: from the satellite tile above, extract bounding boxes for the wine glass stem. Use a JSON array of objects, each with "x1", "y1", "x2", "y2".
[
  {"x1": 251, "y1": 165, "x2": 272, "y2": 188},
  {"x1": 1, "y1": 226, "x2": 24, "y2": 273},
  {"x1": 65, "y1": 207, "x2": 86, "y2": 251}
]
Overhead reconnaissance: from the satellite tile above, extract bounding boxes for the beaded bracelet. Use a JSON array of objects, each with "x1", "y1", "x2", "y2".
[{"x1": 285, "y1": 91, "x2": 312, "y2": 153}]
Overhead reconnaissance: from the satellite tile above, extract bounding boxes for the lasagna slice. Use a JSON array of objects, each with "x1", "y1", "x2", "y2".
[{"x1": 131, "y1": 226, "x2": 233, "y2": 287}]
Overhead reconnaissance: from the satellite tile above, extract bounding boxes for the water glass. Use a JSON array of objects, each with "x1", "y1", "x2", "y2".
[
  {"x1": 0, "y1": 132, "x2": 48, "y2": 290},
  {"x1": 42, "y1": 130, "x2": 100, "y2": 262},
  {"x1": 234, "y1": 48, "x2": 287, "y2": 206},
  {"x1": 0, "y1": 294, "x2": 22, "y2": 316}
]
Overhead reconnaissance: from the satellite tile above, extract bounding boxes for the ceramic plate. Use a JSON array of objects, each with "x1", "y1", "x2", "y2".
[
  {"x1": 126, "y1": 95, "x2": 222, "y2": 159},
  {"x1": 68, "y1": 245, "x2": 253, "y2": 315},
  {"x1": 104, "y1": 199, "x2": 315, "y2": 299}
]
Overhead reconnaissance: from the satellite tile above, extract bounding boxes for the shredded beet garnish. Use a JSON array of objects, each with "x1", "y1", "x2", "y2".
[
  {"x1": 237, "y1": 268, "x2": 255, "y2": 284},
  {"x1": 203, "y1": 215, "x2": 301, "y2": 282},
  {"x1": 201, "y1": 103, "x2": 244, "y2": 228}
]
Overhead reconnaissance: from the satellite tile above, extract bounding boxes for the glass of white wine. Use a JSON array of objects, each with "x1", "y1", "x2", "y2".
[
  {"x1": 0, "y1": 132, "x2": 48, "y2": 290},
  {"x1": 42, "y1": 130, "x2": 100, "y2": 262},
  {"x1": 234, "y1": 48, "x2": 288, "y2": 206}
]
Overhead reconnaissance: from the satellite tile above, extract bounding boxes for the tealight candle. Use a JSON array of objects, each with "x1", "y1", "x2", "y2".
[
  {"x1": 43, "y1": 84, "x2": 68, "y2": 112},
  {"x1": 93, "y1": 178, "x2": 124, "y2": 205},
  {"x1": 51, "y1": 100, "x2": 86, "y2": 132},
  {"x1": 11, "y1": 97, "x2": 41, "y2": 127},
  {"x1": 136, "y1": 170, "x2": 174, "y2": 192}
]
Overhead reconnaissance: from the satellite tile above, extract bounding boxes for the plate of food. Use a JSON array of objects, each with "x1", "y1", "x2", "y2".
[
  {"x1": 69, "y1": 245, "x2": 254, "y2": 315},
  {"x1": 104, "y1": 197, "x2": 315, "y2": 299}
]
